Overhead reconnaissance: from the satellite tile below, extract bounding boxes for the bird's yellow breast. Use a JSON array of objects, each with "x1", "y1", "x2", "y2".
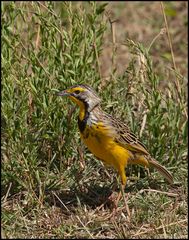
[{"x1": 80, "y1": 122, "x2": 132, "y2": 170}]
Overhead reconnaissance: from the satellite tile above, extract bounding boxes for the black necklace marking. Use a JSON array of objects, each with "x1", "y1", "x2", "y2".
[{"x1": 78, "y1": 111, "x2": 89, "y2": 133}]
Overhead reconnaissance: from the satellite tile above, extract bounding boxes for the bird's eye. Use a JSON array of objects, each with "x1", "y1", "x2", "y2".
[{"x1": 74, "y1": 90, "x2": 80, "y2": 94}]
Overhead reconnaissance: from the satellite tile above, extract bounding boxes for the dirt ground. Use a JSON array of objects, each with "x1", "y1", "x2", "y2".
[{"x1": 100, "y1": 1, "x2": 187, "y2": 80}]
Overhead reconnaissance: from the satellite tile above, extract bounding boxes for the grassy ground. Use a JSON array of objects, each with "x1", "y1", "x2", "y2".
[{"x1": 1, "y1": 2, "x2": 188, "y2": 238}]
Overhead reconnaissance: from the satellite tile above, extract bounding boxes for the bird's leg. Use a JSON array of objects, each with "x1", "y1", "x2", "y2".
[
  {"x1": 112, "y1": 170, "x2": 131, "y2": 218},
  {"x1": 110, "y1": 185, "x2": 130, "y2": 221},
  {"x1": 115, "y1": 184, "x2": 123, "y2": 207},
  {"x1": 120, "y1": 183, "x2": 130, "y2": 218}
]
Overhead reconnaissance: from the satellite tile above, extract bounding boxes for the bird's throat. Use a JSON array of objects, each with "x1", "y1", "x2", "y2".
[{"x1": 78, "y1": 107, "x2": 89, "y2": 133}]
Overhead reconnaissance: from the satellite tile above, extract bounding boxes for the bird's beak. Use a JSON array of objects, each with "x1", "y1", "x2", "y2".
[{"x1": 56, "y1": 90, "x2": 70, "y2": 97}]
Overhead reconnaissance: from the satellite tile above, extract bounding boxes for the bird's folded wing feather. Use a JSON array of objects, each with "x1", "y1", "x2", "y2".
[{"x1": 110, "y1": 117, "x2": 149, "y2": 155}]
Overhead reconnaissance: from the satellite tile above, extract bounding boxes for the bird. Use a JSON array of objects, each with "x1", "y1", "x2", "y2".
[{"x1": 57, "y1": 84, "x2": 173, "y2": 213}]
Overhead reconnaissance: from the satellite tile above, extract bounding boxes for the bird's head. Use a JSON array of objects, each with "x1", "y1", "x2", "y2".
[{"x1": 57, "y1": 84, "x2": 101, "y2": 112}]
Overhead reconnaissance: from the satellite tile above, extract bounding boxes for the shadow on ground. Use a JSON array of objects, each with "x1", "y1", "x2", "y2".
[{"x1": 44, "y1": 176, "x2": 169, "y2": 215}]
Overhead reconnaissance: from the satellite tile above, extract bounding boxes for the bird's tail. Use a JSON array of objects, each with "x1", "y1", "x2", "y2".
[{"x1": 148, "y1": 158, "x2": 174, "y2": 184}]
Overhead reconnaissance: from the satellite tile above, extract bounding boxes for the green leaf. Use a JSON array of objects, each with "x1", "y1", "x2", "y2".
[
  {"x1": 96, "y1": 3, "x2": 108, "y2": 15},
  {"x1": 165, "y1": 7, "x2": 177, "y2": 17}
]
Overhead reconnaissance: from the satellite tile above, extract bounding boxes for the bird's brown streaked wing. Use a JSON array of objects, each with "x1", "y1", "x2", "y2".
[{"x1": 110, "y1": 116, "x2": 149, "y2": 156}]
